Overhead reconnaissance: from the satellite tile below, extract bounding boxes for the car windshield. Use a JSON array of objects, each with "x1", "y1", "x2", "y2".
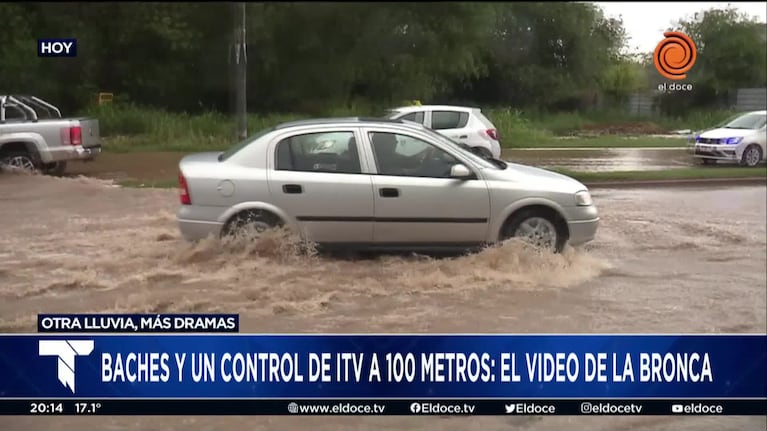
[
  {"x1": 418, "y1": 127, "x2": 502, "y2": 169},
  {"x1": 218, "y1": 126, "x2": 277, "y2": 161},
  {"x1": 723, "y1": 112, "x2": 767, "y2": 130}
]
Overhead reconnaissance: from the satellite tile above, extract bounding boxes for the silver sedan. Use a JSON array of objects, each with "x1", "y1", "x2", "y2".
[{"x1": 176, "y1": 118, "x2": 598, "y2": 253}]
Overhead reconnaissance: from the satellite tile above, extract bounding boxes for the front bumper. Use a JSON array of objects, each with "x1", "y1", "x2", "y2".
[
  {"x1": 567, "y1": 217, "x2": 599, "y2": 246},
  {"x1": 692, "y1": 143, "x2": 740, "y2": 161}
]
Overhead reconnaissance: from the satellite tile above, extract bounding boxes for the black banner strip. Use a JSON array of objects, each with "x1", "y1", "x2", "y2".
[{"x1": 4, "y1": 399, "x2": 765, "y2": 416}]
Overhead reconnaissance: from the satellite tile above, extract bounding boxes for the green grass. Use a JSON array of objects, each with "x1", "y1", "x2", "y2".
[
  {"x1": 552, "y1": 166, "x2": 767, "y2": 183},
  {"x1": 84, "y1": 104, "x2": 736, "y2": 153},
  {"x1": 490, "y1": 107, "x2": 736, "y2": 148}
]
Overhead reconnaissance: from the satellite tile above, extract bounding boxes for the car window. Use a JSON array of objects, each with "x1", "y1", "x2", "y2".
[
  {"x1": 723, "y1": 113, "x2": 767, "y2": 130},
  {"x1": 431, "y1": 111, "x2": 469, "y2": 130},
  {"x1": 420, "y1": 128, "x2": 500, "y2": 170},
  {"x1": 399, "y1": 111, "x2": 425, "y2": 124},
  {"x1": 368, "y1": 131, "x2": 461, "y2": 178},
  {"x1": 276, "y1": 131, "x2": 361, "y2": 174},
  {"x1": 219, "y1": 126, "x2": 277, "y2": 161}
]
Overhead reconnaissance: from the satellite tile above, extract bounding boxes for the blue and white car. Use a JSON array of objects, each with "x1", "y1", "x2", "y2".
[{"x1": 693, "y1": 110, "x2": 767, "y2": 167}]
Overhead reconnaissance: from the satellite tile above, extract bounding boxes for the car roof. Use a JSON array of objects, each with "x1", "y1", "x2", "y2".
[
  {"x1": 274, "y1": 117, "x2": 423, "y2": 130},
  {"x1": 389, "y1": 105, "x2": 480, "y2": 113}
]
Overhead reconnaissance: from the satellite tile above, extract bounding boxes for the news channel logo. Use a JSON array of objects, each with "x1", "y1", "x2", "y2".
[
  {"x1": 653, "y1": 31, "x2": 697, "y2": 81},
  {"x1": 38, "y1": 339, "x2": 94, "y2": 393},
  {"x1": 38, "y1": 38, "x2": 78, "y2": 57}
]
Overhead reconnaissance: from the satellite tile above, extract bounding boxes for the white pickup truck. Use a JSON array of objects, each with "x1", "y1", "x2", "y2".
[{"x1": 0, "y1": 95, "x2": 101, "y2": 175}]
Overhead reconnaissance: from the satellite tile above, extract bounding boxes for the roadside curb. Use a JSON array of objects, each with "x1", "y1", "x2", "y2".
[{"x1": 584, "y1": 177, "x2": 767, "y2": 189}]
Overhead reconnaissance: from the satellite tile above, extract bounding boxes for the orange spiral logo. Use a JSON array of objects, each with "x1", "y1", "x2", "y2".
[{"x1": 653, "y1": 31, "x2": 697, "y2": 81}]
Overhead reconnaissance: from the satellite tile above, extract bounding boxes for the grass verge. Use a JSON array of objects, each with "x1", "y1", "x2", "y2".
[
  {"x1": 116, "y1": 166, "x2": 766, "y2": 189},
  {"x1": 85, "y1": 104, "x2": 730, "y2": 153}
]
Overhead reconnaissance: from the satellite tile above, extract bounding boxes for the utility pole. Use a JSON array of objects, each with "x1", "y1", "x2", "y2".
[{"x1": 233, "y1": 2, "x2": 247, "y2": 140}]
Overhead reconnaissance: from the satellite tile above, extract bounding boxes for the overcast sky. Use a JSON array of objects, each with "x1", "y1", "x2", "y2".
[{"x1": 594, "y1": 1, "x2": 767, "y2": 53}]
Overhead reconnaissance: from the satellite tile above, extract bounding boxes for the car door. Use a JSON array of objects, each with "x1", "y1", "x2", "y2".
[
  {"x1": 361, "y1": 128, "x2": 491, "y2": 245},
  {"x1": 267, "y1": 128, "x2": 375, "y2": 243},
  {"x1": 427, "y1": 110, "x2": 471, "y2": 145}
]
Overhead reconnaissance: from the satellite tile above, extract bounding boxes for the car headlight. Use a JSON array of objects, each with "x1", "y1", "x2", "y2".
[
  {"x1": 574, "y1": 190, "x2": 592, "y2": 206},
  {"x1": 724, "y1": 137, "x2": 743, "y2": 145}
]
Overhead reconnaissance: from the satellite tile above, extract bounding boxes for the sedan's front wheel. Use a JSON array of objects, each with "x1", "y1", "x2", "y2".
[
  {"x1": 501, "y1": 210, "x2": 566, "y2": 253},
  {"x1": 740, "y1": 145, "x2": 763, "y2": 167}
]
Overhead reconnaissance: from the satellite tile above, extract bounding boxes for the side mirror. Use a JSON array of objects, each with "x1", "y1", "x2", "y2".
[{"x1": 450, "y1": 164, "x2": 473, "y2": 179}]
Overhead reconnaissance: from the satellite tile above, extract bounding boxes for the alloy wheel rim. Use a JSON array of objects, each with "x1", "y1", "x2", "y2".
[
  {"x1": 514, "y1": 217, "x2": 558, "y2": 250},
  {"x1": 3, "y1": 156, "x2": 35, "y2": 171},
  {"x1": 237, "y1": 220, "x2": 271, "y2": 237},
  {"x1": 746, "y1": 148, "x2": 760, "y2": 166}
]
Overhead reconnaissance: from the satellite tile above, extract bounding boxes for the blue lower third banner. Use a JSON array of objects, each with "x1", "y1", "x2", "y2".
[{"x1": 1, "y1": 334, "x2": 765, "y2": 398}]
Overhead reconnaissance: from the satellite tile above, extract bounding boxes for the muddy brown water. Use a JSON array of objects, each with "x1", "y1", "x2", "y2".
[{"x1": 1, "y1": 173, "x2": 765, "y2": 431}]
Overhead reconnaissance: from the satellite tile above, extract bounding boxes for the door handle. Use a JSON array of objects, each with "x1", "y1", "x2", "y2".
[
  {"x1": 379, "y1": 188, "x2": 399, "y2": 198},
  {"x1": 282, "y1": 184, "x2": 303, "y2": 194},
  {"x1": 458, "y1": 135, "x2": 468, "y2": 139}
]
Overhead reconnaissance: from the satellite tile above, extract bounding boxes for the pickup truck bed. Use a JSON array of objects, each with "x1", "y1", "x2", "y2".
[{"x1": 0, "y1": 95, "x2": 101, "y2": 175}]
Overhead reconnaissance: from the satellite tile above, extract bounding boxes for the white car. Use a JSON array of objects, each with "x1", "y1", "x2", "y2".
[
  {"x1": 693, "y1": 110, "x2": 767, "y2": 167},
  {"x1": 384, "y1": 105, "x2": 502, "y2": 159}
]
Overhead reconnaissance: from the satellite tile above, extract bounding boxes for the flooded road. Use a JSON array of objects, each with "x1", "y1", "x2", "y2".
[
  {"x1": 65, "y1": 147, "x2": 701, "y2": 184},
  {"x1": 506, "y1": 147, "x2": 693, "y2": 172},
  {"x1": 1, "y1": 174, "x2": 765, "y2": 431}
]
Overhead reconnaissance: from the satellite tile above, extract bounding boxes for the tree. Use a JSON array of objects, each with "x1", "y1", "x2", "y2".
[
  {"x1": 600, "y1": 56, "x2": 647, "y2": 105},
  {"x1": 461, "y1": 2, "x2": 626, "y2": 111},
  {"x1": 675, "y1": 7, "x2": 767, "y2": 106}
]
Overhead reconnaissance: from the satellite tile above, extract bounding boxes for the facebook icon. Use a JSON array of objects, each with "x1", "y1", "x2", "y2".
[
  {"x1": 38, "y1": 38, "x2": 78, "y2": 57},
  {"x1": 39, "y1": 340, "x2": 94, "y2": 393}
]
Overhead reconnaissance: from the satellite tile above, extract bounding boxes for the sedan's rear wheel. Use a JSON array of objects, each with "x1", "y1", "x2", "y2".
[
  {"x1": 501, "y1": 210, "x2": 566, "y2": 253},
  {"x1": 221, "y1": 210, "x2": 283, "y2": 238}
]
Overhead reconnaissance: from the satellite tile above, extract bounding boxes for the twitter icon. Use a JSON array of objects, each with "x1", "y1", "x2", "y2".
[{"x1": 505, "y1": 404, "x2": 516, "y2": 414}]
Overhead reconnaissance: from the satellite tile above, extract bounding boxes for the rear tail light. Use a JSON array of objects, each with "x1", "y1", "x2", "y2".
[
  {"x1": 70, "y1": 126, "x2": 82, "y2": 146},
  {"x1": 60, "y1": 125, "x2": 83, "y2": 146},
  {"x1": 178, "y1": 172, "x2": 191, "y2": 205},
  {"x1": 486, "y1": 129, "x2": 499, "y2": 141}
]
